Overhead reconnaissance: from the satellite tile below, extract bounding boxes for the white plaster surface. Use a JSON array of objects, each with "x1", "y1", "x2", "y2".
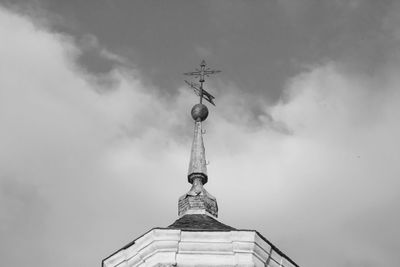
[{"x1": 103, "y1": 228, "x2": 297, "y2": 267}]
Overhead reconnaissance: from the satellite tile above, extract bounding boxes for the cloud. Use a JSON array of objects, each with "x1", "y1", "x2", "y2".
[
  {"x1": 205, "y1": 60, "x2": 400, "y2": 266},
  {"x1": 1, "y1": 4, "x2": 400, "y2": 267},
  {"x1": 268, "y1": 61, "x2": 400, "y2": 265},
  {"x1": 0, "y1": 5, "x2": 187, "y2": 266}
]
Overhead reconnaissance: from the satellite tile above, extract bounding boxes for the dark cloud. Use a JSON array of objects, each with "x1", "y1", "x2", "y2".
[{"x1": 3, "y1": 0, "x2": 395, "y2": 105}]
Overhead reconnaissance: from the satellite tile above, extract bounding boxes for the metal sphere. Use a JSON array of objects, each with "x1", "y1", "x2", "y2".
[{"x1": 191, "y1": 103, "x2": 209, "y2": 121}]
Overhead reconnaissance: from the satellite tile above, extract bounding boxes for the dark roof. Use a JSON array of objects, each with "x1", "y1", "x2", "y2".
[{"x1": 168, "y1": 214, "x2": 236, "y2": 231}]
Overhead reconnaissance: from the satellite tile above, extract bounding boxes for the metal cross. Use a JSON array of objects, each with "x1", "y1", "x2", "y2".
[{"x1": 184, "y1": 60, "x2": 221, "y2": 105}]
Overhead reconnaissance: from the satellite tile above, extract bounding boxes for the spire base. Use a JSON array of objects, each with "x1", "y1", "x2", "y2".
[{"x1": 178, "y1": 177, "x2": 218, "y2": 218}]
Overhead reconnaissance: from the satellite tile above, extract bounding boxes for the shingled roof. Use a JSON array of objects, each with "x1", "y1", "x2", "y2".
[{"x1": 168, "y1": 214, "x2": 236, "y2": 231}]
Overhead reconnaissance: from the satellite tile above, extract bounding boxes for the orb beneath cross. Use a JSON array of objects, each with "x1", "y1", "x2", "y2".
[{"x1": 191, "y1": 103, "x2": 209, "y2": 122}]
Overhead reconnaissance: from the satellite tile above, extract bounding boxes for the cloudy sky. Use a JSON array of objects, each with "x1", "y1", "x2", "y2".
[{"x1": 1, "y1": 0, "x2": 399, "y2": 266}]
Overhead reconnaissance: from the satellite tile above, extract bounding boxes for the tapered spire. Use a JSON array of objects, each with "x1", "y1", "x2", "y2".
[
  {"x1": 178, "y1": 60, "x2": 221, "y2": 218},
  {"x1": 188, "y1": 120, "x2": 208, "y2": 183}
]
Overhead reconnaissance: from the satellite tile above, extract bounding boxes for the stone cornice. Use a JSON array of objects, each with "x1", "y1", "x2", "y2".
[{"x1": 102, "y1": 229, "x2": 298, "y2": 267}]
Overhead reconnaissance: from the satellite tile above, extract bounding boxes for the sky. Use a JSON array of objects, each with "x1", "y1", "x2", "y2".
[{"x1": 0, "y1": 0, "x2": 399, "y2": 266}]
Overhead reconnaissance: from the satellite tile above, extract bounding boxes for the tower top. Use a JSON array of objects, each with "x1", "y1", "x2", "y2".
[
  {"x1": 102, "y1": 61, "x2": 300, "y2": 267},
  {"x1": 178, "y1": 60, "x2": 221, "y2": 218}
]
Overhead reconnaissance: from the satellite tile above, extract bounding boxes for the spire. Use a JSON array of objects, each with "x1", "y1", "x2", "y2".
[
  {"x1": 179, "y1": 60, "x2": 221, "y2": 218},
  {"x1": 188, "y1": 120, "x2": 208, "y2": 184}
]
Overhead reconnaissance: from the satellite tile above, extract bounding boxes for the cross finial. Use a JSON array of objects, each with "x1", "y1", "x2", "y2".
[{"x1": 184, "y1": 60, "x2": 221, "y2": 105}]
